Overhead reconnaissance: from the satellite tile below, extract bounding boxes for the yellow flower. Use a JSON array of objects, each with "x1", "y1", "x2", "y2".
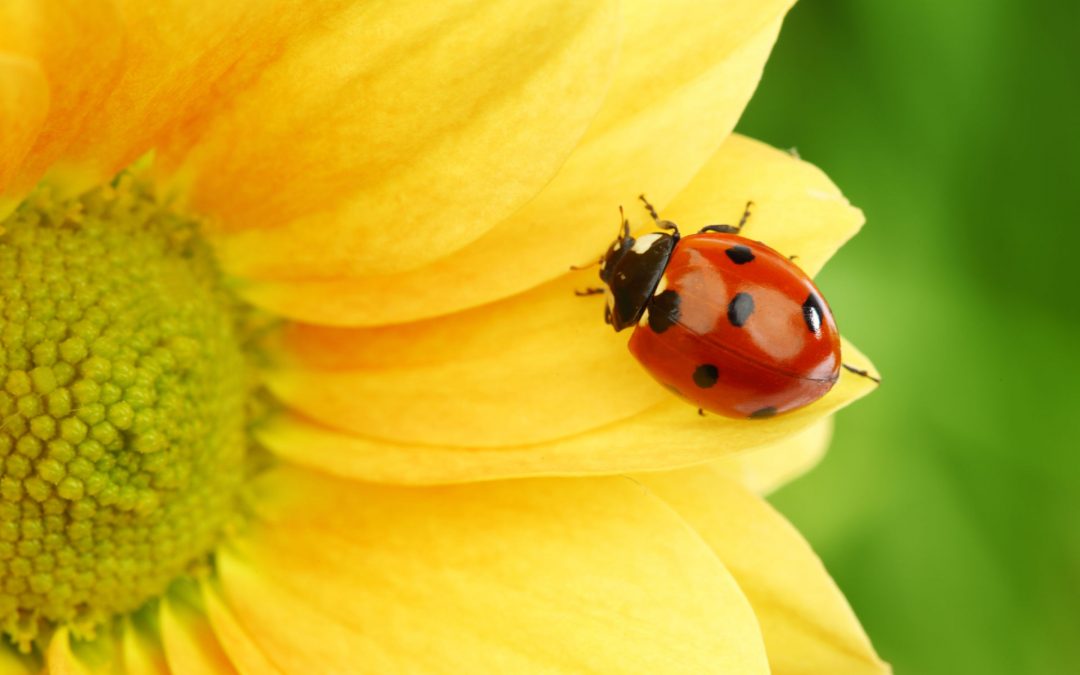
[{"x1": 0, "y1": 0, "x2": 888, "y2": 673}]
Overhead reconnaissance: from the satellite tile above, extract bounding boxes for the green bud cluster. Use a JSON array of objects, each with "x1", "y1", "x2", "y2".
[{"x1": 0, "y1": 176, "x2": 248, "y2": 648}]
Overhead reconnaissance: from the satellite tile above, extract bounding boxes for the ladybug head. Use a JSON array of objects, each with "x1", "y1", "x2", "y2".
[{"x1": 597, "y1": 209, "x2": 678, "y2": 332}]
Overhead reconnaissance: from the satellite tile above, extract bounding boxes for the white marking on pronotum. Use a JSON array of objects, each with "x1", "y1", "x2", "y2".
[
  {"x1": 653, "y1": 275, "x2": 668, "y2": 296},
  {"x1": 631, "y1": 233, "x2": 662, "y2": 254},
  {"x1": 639, "y1": 308, "x2": 650, "y2": 327}
]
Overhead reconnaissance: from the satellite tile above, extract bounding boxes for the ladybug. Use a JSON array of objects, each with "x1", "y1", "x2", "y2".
[{"x1": 578, "y1": 195, "x2": 877, "y2": 419}]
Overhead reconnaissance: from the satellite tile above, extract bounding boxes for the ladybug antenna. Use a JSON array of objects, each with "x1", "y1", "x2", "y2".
[
  {"x1": 569, "y1": 207, "x2": 627, "y2": 271},
  {"x1": 569, "y1": 206, "x2": 632, "y2": 271}
]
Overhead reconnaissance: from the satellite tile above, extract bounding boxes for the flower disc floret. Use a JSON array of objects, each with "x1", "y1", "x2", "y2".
[{"x1": 0, "y1": 176, "x2": 248, "y2": 648}]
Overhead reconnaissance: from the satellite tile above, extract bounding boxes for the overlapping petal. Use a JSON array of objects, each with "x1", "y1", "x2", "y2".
[
  {"x1": 200, "y1": 583, "x2": 280, "y2": 675},
  {"x1": 1, "y1": 0, "x2": 885, "y2": 670},
  {"x1": 260, "y1": 338, "x2": 874, "y2": 484},
  {"x1": 638, "y1": 469, "x2": 891, "y2": 674},
  {"x1": 47, "y1": 628, "x2": 103, "y2": 675},
  {"x1": 266, "y1": 272, "x2": 665, "y2": 448},
  {"x1": 661, "y1": 135, "x2": 865, "y2": 278},
  {"x1": 174, "y1": 0, "x2": 618, "y2": 279},
  {"x1": 0, "y1": 0, "x2": 122, "y2": 199},
  {"x1": 120, "y1": 616, "x2": 169, "y2": 675},
  {"x1": 231, "y1": 1, "x2": 796, "y2": 326},
  {"x1": 259, "y1": 134, "x2": 873, "y2": 480},
  {"x1": 6, "y1": 0, "x2": 612, "y2": 235},
  {"x1": 211, "y1": 465, "x2": 772, "y2": 674},
  {"x1": 712, "y1": 418, "x2": 834, "y2": 494},
  {"x1": 159, "y1": 589, "x2": 236, "y2": 674},
  {"x1": 0, "y1": 0, "x2": 270, "y2": 197},
  {"x1": 0, "y1": 53, "x2": 47, "y2": 217}
]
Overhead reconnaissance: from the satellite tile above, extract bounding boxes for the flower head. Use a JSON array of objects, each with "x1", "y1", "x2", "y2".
[{"x1": 0, "y1": 0, "x2": 886, "y2": 672}]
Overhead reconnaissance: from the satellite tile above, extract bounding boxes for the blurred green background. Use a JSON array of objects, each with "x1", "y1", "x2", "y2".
[{"x1": 737, "y1": 1, "x2": 1080, "y2": 673}]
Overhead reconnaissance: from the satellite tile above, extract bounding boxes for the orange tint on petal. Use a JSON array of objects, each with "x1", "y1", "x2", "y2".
[
  {"x1": 0, "y1": 53, "x2": 48, "y2": 212},
  {"x1": 235, "y1": 5, "x2": 794, "y2": 326},
  {"x1": 639, "y1": 469, "x2": 891, "y2": 675},
  {"x1": 215, "y1": 466, "x2": 771, "y2": 674},
  {"x1": 262, "y1": 338, "x2": 877, "y2": 484},
  {"x1": 0, "y1": 0, "x2": 122, "y2": 198}
]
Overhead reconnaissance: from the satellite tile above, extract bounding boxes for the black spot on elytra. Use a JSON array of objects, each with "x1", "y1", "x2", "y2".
[
  {"x1": 727, "y1": 292, "x2": 755, "y2": 327},
  {"x1": 802, "y1": 293, "x2": 823, "y2": 334},
  {"x1": 724, "y1": 245, "x2": 755, "y2": 265},
  {"x1": 749, "y1": 406, "x2": 777, "y2": 419},
  {"x1": 692, "y1": 364, "x2": 719, "y2": 388},
  {"x1": 648, "y1": 290, "x2": 681, "y2": 333}
]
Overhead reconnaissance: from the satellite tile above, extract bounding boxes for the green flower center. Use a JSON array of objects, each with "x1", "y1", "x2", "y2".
[{"x1": 0, "y1": 175, "x2": 250, "y2": 649}]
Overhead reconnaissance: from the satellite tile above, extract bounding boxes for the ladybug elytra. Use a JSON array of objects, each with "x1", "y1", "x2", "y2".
[{"x1": 579, "y1": 195, "x2": 876, "y2": 419}]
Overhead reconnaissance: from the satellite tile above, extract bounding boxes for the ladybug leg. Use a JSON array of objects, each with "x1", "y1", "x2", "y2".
[
  {"x1": 700, "y1": 224, "x2": 740, "y2": 234},
  {"x1": 697, "y1": 408, "x2": 706, "y2": 417},
  {"x1": 638, "y1": 194, "x2": 681, "y2": 237},
  {"x1": 700, "y1": 200, "x2": 755, "y2": 235},
  {"x1": 842, "y1": 363, "x2": 882, "y2": 384},
  {"x1": 574, "y1": 287, "x2": 605, "y2": 296},
  {"x1": 736, "y1": 200, "x2": 754, "y2": 230}
]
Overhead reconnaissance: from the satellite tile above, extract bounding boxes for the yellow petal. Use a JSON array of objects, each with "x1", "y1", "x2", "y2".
[
  {"x1": 235, "y1": 3, "x2": 797, "y2": 326},
  {"x1": 12, "y1": 1, "x2": 586, "y2": 208},
  {"x1": 120, "y1": 615, "x2": 168, "y2": 675},
  {"x1": 215, "y1": 466, "x2": 771, "y2": 674},
  {"x1": 262, "y1": 342, "x2": 869, "y2": 483},
  {"x1": 0, "y1": 0, "x2": 123, "y2": 197},
  {"x1": 200, "y1": 580, "x2": 282, "y2": 675},
  {"x1": 0, "y1": 640, "x2": 38, "y2": 675},
  {"x1": 268, "y1": 273, "x2": 663, "y2": 447},
  {"x1": 174, "y1": 0, "x2": 618, "y2": 279},
  {"x1": 712, "y1": 418, "x2": 834, "y2": 494},
  {"x1": 638, "y1": 469, "x2": 891, "y2": 675},
  {"x1": 268, "y1": 235, "x2": 877, "y2": 449},
  {"x1": 46, "y1": 627, "x2": 117, "y2": 675},
  {"x1": 661, "y1": 134, "x2": 865, "y2": 278},
  {"x1": 265, "y1": 279, "x2": 877, "y2": 479},
  {"x1": 45, "y1": 630, "x2": 87, "y2": 675},
  {"x1": 0, "y1": 52, "x2": 48, "y2": 214},
  {"x1": 159, "y1": 584, "x2": 237, "y2": 675}
]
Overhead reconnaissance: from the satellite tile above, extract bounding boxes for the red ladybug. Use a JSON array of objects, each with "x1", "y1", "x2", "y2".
[{"x1": 580, "y1": 195, "x2": 876, "y2": 419}]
